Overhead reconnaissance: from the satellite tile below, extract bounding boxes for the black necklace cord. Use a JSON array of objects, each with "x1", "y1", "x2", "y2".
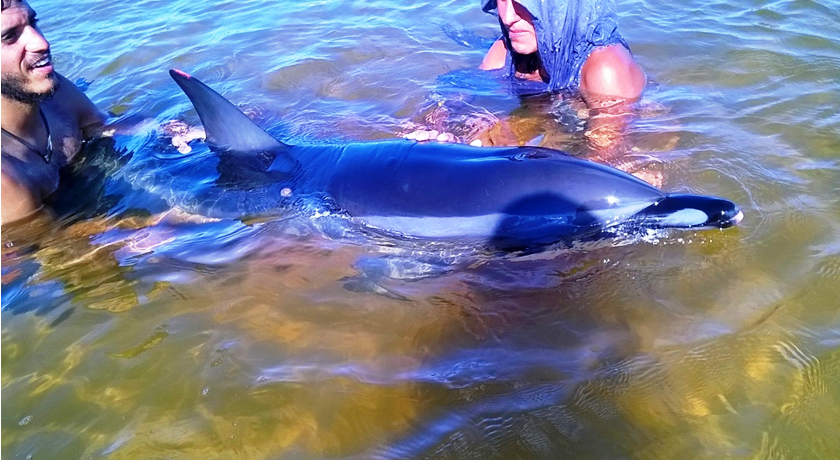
[{"x1": 1, "y1": 108, "x2": 53, "y2": 164}]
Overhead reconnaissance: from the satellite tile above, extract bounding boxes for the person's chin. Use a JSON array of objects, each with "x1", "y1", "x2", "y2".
[
  {"x1": 512, "y1": 44, "x2": 538, "y2": 55},
  {"x1": 31, "y1": 72, "x2": 58, "y2": 95}
]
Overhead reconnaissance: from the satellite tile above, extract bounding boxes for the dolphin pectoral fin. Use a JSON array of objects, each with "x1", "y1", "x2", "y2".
[
  {"x1": 340, "y1": 256, "x2": 460, "y2": 300},
  {"x1": 341, "y1": 274, "x2": 410, "y2": 301},
  {"x1": 169, "y1": 69, "x2": 287, "y2": 154},
  {"x1": 340, "y1": 258, "x2": 410, "y2": 301}
]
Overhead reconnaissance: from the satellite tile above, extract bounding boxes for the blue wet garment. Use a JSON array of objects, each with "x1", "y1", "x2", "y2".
[{"x1": 482, "y1": 0, "x2": 630, "y2": 93}]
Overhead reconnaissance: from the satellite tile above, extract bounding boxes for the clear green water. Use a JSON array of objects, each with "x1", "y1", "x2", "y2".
[{"x1": 2, "y1": 0, "x2": 840, "y2": 458}]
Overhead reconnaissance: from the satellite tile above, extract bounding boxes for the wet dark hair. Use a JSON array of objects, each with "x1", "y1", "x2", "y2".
[{"x1": 1, "y1": 0, "x2": 28, "y2": 11}]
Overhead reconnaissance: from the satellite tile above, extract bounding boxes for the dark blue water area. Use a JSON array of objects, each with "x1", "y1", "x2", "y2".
[{"x1": 1, "y1": 256, "x2": 45, "y2": 315}]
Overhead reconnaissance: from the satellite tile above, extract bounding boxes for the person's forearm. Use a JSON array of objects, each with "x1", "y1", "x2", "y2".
[
  {"x1": 583, "y1": 103, "x2": 632, "y2": 160},
  {"x1": 1, "y1": 173, "x2": 44, "y2": 225}
]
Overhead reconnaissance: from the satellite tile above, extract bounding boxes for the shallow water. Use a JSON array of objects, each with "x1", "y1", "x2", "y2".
[{"x1": 2, "y1": 0, "x2": 840, "y2": 459}]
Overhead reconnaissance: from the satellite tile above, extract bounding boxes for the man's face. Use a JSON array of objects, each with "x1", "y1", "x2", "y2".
[
  {"x1": 497, "y1": 0, "x2": 538, "y2": 55},
  {"x1": 1, "y1": 0, "x2": 57, "y2": 103}
]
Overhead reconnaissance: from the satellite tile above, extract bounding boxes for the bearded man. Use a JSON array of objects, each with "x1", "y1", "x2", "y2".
[{"x1": 1, "y1": 0, "x2": 106, "y2": 224}]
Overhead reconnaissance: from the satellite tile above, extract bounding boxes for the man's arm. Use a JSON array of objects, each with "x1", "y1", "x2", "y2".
[
  {"x1": 1, "y1": 169, "x2": 42, "y2": 224},
  {"x1": 53, "y1": 73, "x2": 183, "y2": 142}
]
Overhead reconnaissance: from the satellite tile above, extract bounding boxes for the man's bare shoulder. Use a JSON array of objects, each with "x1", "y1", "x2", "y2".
[{"x1": 47, "y1": 73, "x2": 107, "y2": 137}]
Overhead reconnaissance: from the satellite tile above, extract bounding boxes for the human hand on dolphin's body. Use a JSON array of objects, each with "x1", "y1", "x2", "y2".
[
  {"x1": 161, "y1": 120, "x2": 206, "y2": 154},
  {"x1": 403, "y1": 128, "x2": 481, "y2": 146},
  {"x1": 161, "y1": 102, "x2": 276, "y2": 154}
]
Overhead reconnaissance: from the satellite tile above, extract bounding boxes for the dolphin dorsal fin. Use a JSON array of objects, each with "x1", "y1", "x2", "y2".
[{"x1": 169, "y1": 69, "x2": 287, "y2": 153}]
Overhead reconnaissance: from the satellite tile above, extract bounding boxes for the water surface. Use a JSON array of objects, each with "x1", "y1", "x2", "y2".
[{"x1": 2, "y1": 0, "x2": 840, "y2": 458}]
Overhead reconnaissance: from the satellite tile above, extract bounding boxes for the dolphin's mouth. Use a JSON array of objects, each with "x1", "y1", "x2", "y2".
[
  {"x1": 692, "y1": 207, "x2": 744, "y2": 229},
  {"x1": 691, "y1": 208, "x2": 743, "y2": 229},
  {"x1": 723, "y1": 210, "x2": 744, "y2": 228}
]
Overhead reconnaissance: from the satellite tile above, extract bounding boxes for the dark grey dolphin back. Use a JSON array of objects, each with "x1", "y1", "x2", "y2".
[
  {"x1": 169, "y1": 69, "x2": 300, "y2": 177},
  {"x1": 327, "y1": 142, "x2": 666, "y2": 218},
  {"x1": 169, "y1": 69, "x2": 282, "y2": 152}
]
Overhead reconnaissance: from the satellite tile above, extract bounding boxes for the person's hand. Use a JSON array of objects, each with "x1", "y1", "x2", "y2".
[
  {"x1": 598, "y1": 152, "x2": 664, "y2": 189},
  {"x1": 630, "y1": 169, "x2": 663, "y2": 189},
  {"x1": 162, "y1": 120, "x2": 206, "y2": 154},
  {"x1": 403, "y1": 129, "x2": 482, "y2": 146}
]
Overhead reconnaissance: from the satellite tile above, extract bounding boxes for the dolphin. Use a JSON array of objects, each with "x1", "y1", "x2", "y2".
[{"x1": 169, "y1": 69, "x2": 742, "y2": 251}]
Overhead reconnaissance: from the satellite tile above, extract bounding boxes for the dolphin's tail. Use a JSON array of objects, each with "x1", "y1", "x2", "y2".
[
  {"x1": 169, "y1": 69, "x2": 299, "y2": 176},
  {"x1": 635, "y1": 194, "x2": 743, "y2": 229}
]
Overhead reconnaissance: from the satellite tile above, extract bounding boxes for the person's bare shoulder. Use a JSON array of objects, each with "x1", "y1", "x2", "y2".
[
  {"x1": 51, "y1": 73, "x2": 107, "y2": 138},
  {"x1": 1, "y1": 168, "x2": 42, "y2": 224},
  {"x1": 480, "y1": 39, "x2": 508, "y2": 70},
  {"x1": 580, "y1": 44, "x2": 647, "y2": 101}
]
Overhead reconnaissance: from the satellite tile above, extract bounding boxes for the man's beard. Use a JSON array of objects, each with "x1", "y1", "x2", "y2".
[{"x1": 1, "y1": 72, "x2": 59, "y2": 104}]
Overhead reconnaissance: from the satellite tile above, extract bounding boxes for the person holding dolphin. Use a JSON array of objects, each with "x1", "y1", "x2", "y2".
[
  {"x1": 407, "y1": 0, "x2": 651, "y2": 183},
  {"x1": 1, "y1": 0, "x2": 107, "y2": 224},
  {"x1": 1, "y1": 0, "x2": 195, "y2": 227}
]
